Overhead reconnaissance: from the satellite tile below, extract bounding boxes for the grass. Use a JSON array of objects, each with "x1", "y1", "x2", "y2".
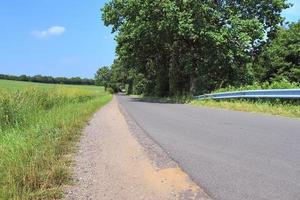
[
  {"x1": 0, "y1": 79, "x2": 112, "y2": 199},
  {"x1": 190, "y1": 99, "x2": 300, "y2": 118},
  {"x1": 0, "y1": 79, "x2": 99, "y2": 91}
]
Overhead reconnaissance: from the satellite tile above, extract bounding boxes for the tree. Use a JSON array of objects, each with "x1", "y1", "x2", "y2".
[
  {"x1": 256, "y1": 21, "x2": 300, "y2": 83},
  {"x1": 0, "y1": 74, "x2": 95, "y2": 85},
  {"x1": 95, "y1": 66, "x2": 111, "y2": 90},
  {"x1": 18, "y1": 75, "x2": 29, "y2": 81},
  {"x1": 102, "y1": 0, "x2": 290, "y2": 96}
]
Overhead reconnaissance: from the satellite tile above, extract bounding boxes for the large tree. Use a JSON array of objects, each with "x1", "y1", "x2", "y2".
[
  {"x1": 256, "y1": 21, "x2": 300, "y2": 83},
  {"x1": 102, "y1": 0, "x2": 290, "y2": 96},
  {"x1": 95, "y1": 66, "x2": 111, "y2": 90}
]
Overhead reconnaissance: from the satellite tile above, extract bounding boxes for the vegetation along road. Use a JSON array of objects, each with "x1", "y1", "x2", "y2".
[
  {"x1": 117, "y1": 95, "x2": 300, "y2": 200},
  {"x1": 0, "y1": 80, "x2": 112, "y2": 199},
  {"x1": 1, "y1": 0, "x2": 300, "y2": 199}
]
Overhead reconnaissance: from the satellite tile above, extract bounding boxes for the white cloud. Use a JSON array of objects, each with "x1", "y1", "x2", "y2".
[{"x1": 32, "y1": 26, "x2": 66, "y2": 38}]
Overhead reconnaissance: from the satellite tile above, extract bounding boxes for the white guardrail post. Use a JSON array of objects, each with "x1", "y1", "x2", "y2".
[{"x1": 196, "y1": 89, "x2": 300, "y2": 100}]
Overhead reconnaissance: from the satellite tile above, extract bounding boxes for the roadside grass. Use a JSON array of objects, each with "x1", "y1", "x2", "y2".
[
  {"x1": 190, "y1": 99, "x2": 300, "y2": 118},
  {"x1": 0, "y1": 80, "x2": 112, "y2": 199}
]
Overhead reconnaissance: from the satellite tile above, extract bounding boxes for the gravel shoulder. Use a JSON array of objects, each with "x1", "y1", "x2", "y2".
[{"x1": 65, "y1": 96, "x2": 210, "y2": 200}]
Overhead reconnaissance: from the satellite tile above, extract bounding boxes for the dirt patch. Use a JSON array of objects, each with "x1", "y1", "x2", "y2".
[{"x1": 65, "y1": 96, "x2": 210, "y2": 200}]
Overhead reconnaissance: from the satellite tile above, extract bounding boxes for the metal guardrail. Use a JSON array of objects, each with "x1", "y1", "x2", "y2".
[{"x1": 196, "y1": 89, "x2": 300, "y2": 100}]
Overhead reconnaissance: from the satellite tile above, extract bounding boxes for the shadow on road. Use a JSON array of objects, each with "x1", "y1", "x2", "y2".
[{"x1": 117, "y1": 93, "x2": 183, "y2": 104}]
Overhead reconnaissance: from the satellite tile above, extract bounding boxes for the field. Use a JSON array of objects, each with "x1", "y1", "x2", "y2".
[
  {"x1": 0, "y1": 80, "x2": 112, "y2": 199},
  {"x1": 0, "y1": 79, "x2": 98, "y2": 91}
]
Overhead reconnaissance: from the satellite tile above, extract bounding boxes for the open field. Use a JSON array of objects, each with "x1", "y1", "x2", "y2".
[
  {"x1": 0, "y1": 79, "x2": 112, "y2": 199},
  {"x1": 0, "y1": 79, "x2": 98, "y2": 91}
]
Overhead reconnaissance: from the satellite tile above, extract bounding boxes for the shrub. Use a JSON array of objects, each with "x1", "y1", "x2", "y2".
[{"x1": 214, "y1": 80, "x2": 299, "y2": 93}]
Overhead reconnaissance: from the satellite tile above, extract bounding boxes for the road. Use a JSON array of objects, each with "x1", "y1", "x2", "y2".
[
  {"x1": 117, "y1": 95, "x2": 300, "y2": 200},
  {"x1": 66, "y1": 97, "x2": 206, "y2": 199}
]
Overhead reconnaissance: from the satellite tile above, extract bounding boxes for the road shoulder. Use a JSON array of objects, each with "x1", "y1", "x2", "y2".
[{"x1": 65, "y1": 96, "x2": 210, "y2": 200}]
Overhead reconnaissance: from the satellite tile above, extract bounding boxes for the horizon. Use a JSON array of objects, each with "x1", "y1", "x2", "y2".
[
  {"x1": 0, "y1": 72, "x2": 95, "y2": 80},
  {"x1": 0, "y1": 0, "x2": 299, "y2": 79}
]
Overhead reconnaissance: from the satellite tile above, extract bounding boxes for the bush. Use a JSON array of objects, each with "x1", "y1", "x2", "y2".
[
  {"x1": 133, "y1": 74, "x2": 147, "y2": 95},
  {"x1": 214, "y1": 80, "x2": 300, "y2": 93},
  {"x1": 107, "y1": 87, "x2": 116, "y2": 94}
]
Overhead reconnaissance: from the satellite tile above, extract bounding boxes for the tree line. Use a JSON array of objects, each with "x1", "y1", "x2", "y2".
[
  {"x1": 0, "y1": 74, "x2": 95, "y2": 85},
  {"x1": 95, "y1": 0, "x2": 299, "y2": 96}
]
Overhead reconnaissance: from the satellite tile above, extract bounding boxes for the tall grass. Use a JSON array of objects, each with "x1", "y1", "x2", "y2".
[
  {"x1": 191, "y1": 99, "x2": 300, "y2": 118},
  {"x1": 0, "y1": 84, "x2": 112, "y2": 199}
]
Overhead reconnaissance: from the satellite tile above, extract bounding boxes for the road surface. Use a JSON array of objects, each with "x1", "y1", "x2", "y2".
[{"x1": 117, "y1": 95, "x2": 300, "y2": 200}]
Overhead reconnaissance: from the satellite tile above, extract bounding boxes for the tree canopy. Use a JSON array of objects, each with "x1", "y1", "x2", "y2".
[
  {"x1": 0, "y1": 74, "x2": 95, "y2": 85},
  {"x1": 100, "y1": 0, "x2": 292, "y2": 96},
  {"x1": 95, "y1": 66, "x2": 111, "y2": 89},
  {"x1": 255, "y1": 21, "x2": 300, "y2": 83}
]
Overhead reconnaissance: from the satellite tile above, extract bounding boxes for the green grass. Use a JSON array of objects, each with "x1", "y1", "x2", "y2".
[
  {"x1": 0, "y1": 80, "x2": 112, "y2": 199},
  {"x1": 0, "y1": 79, "x2": 99, "y2": 91},
  {"x1": 190, "y1": 99, "x2": 300, "y2": 118}
]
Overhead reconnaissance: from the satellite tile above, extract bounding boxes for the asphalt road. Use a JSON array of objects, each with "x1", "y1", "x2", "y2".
[{"x1": 117, "y1": 95, "x2": 300, "y2": 200}]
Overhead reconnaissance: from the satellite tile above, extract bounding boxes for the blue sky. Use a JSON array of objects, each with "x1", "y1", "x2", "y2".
[{"x1": 0, "y1": 0, "x2": 299, "y2": 78}]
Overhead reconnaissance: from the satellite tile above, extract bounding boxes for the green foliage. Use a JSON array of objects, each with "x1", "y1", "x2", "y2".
[
  {"x1": 0, "y1": 81, "x2": 112, "y2": 199},
  {"x1": 101, "y1": 0, "x2": 290, "y2": 96},
  {"x1": 133, "y1": 73, "x2": 147, "y2": 95},
  {"x1": 95, "y1": 66, "x2": 111, "y2": 89},
  {"x1": 215, "y1": 80, "x2": 300, "y2": 93},
  {"x1": 0, "y1": 74, "x2": 95, "y2": 85},
  {"x1": 191, "y1": 98, "x2": 300, "y2": 118},
  {"x1": 255, "y1": 21, "x2": 300, "y2": 83}
]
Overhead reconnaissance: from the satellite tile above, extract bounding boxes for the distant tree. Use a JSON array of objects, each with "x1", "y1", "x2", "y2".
[
  {"x1": 81, "y1": 78, "x2": 94, "y2": 85},
  {"x1": 95, "y1": 66, "x2": 111, "y2": 90},
  {"x1": 55, "y1": 77, "x2": 68, "y2": 84},
  {"x1": 0, "y1": 74, "x2": 95, "y2": 86},
  {"x1": 69, "y1": 77, "x2": 81, "y2": 85},
  {"x1": 18, "y1": 75, "x2": 29, "y2": 81},
  {"x1": 31, "y1": 75, "x2": 44, "y2": 83}
]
